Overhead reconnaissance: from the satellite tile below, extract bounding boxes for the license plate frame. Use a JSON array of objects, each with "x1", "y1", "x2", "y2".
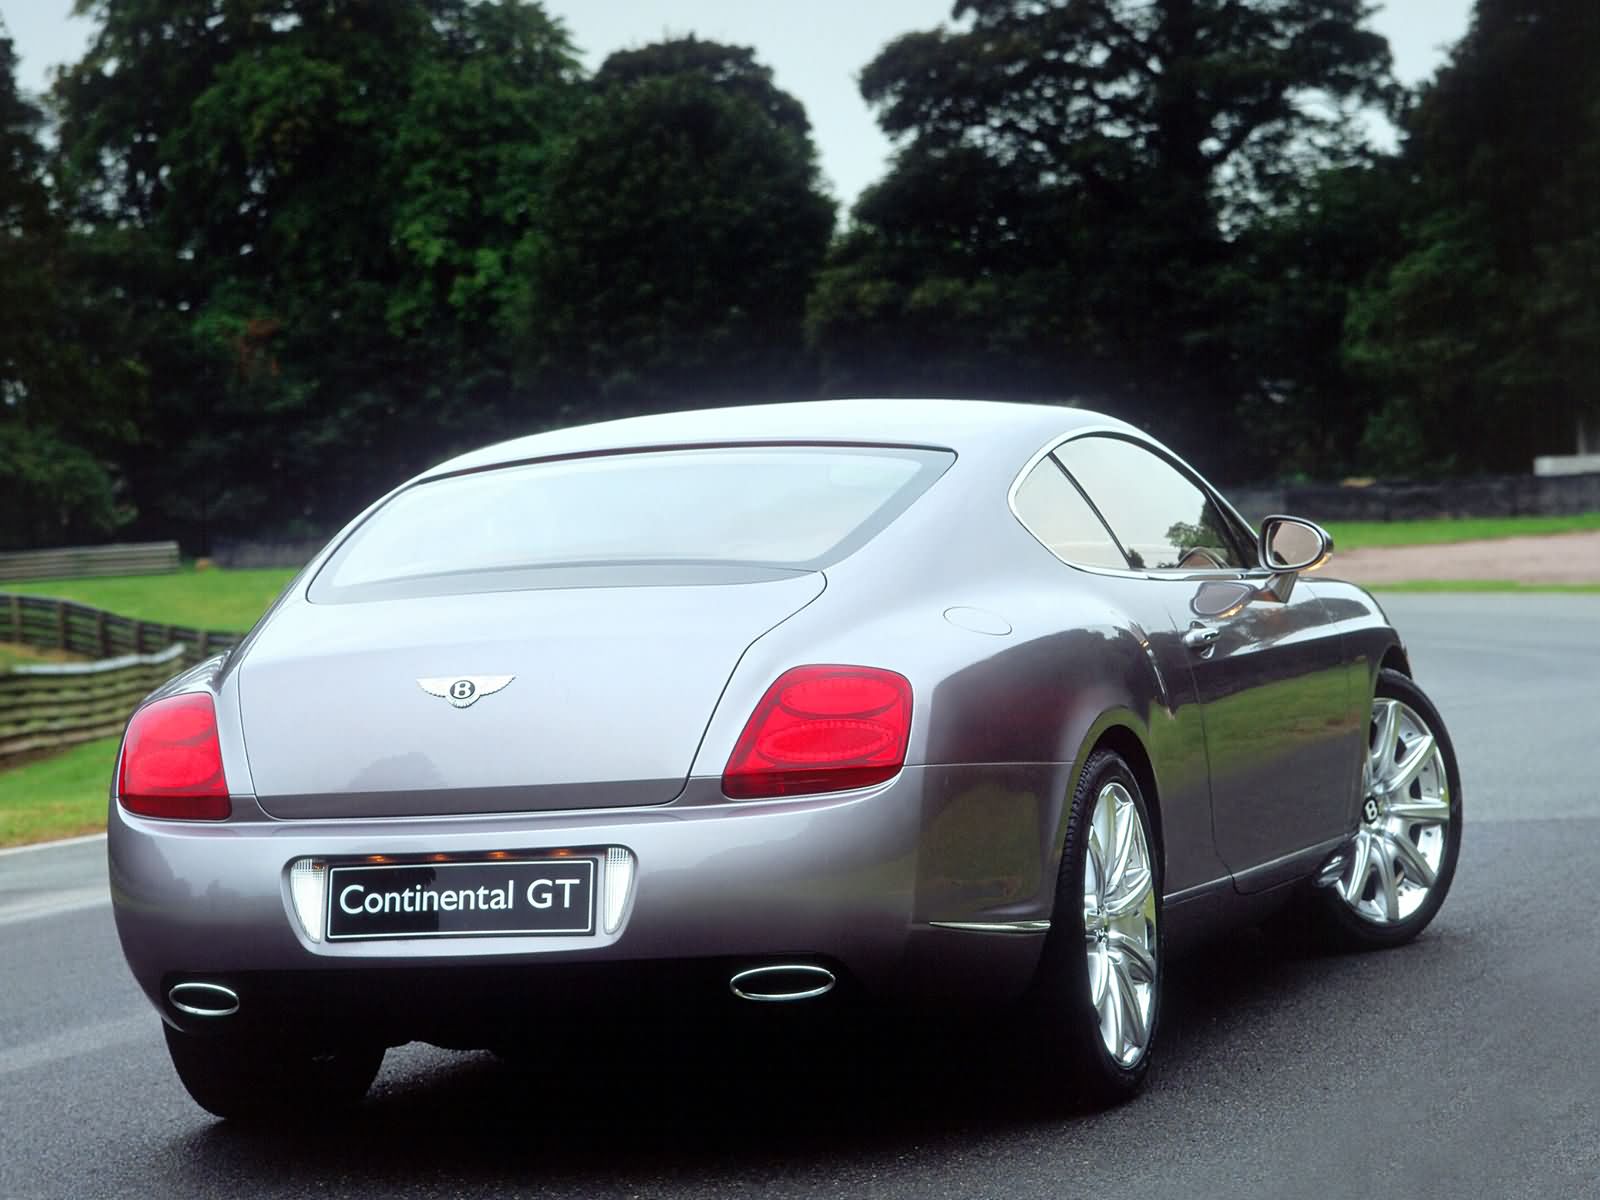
[{"x1": 325, "y1": 857, "x2": 596, "y2": 942}]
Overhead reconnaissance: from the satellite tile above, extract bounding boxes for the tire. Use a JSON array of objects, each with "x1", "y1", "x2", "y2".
[
  {"x1": 1025, "y1": 748, "x2": 1162, "y2": 1107},
  {"x1": 1310, "y1": 668, "x2": 1462, "y2": 949},
  {"x1": 163, "y1": 1024, "x2": 383, "y2": 1121}
]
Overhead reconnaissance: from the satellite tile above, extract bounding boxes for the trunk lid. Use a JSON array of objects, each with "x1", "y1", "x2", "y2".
[{"x1": 239, "y1": 575, "x2": 822, "y2": 818}]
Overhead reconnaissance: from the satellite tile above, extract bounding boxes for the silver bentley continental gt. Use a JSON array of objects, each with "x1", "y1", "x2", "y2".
[{"x1": 109, "y1": 399, "x2": 1461, "y2": 1117}]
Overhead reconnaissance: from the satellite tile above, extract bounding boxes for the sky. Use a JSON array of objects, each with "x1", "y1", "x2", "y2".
[{"x1": 2, "y1": 0, "x2": 1476, "y2": 210}]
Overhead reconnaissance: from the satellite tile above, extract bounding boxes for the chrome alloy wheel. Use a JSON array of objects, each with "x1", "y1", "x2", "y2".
[
  {"x1": 1083, "y1": 781, "x2": 1158, "y2": 1067},
  {"x1": 1339, "y1": 697, "x2": 1452, "y2": 925}
]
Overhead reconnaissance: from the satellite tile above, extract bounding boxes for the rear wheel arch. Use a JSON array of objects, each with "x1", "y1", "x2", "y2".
[
  {"x1": 1061, "y1": 720, "x2": 1164, "y2": 883},
  {"x1": 1025, "y1": 733, "x2": 1164, "y2": 1105},
  {"x1": 1092, "y1": 726, "x2": 1162, "y2": 871}
]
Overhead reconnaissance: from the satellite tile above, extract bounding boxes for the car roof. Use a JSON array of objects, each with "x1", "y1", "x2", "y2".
[{"x1": 421, "y1": 398, "x2": 1135, "y2": 480}]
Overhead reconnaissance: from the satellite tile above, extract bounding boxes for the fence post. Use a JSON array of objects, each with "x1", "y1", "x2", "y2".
[
  {"x1": 199, "y1": 631, "x2": 211, "y2": 657},
  {"x1": 134, "y1": 620, "x2": 145, "y2": 654},
  {"x1": 97, "y1": 610, "x2": 109, "y2": 657},
  {"x1": 8, "y1": 594, "x2": 18, "y2": 643},
  {"x1": 56, "y1": 601, "x2": 67, "y2": 652}
]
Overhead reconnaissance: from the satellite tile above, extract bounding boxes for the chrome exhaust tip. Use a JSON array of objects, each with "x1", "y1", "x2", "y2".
[
  {"x1": 168, "y1": 982, "x2": 240, "y2": 1018},
  {"x1": 729, "y1": 964, "x2": 835, "y2": 1003}
]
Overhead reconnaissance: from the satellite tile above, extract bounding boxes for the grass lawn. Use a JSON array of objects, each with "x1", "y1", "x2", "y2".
[
  {"x1": 1324, "y1": 512, "x2": 1600, "y2": 551},
  {"x1": 1372, "y1": 580, "x2": 1600, "y2": 594},
  {"x1": 0, "y1": 737, "x2": 117, "y2": 847},
  {"x1": 8, "y1": 566, "x2": 298, "y2": 633}
]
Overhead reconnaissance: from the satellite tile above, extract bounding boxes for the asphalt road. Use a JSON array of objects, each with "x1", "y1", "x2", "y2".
[{"x1": 3, "y1": 593, "x2": 1597, "y2": 1200}]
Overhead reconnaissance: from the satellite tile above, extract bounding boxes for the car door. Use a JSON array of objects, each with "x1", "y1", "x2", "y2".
[
  {"x1": 1009, "y1": 451, "x2": 1225, "y2": 896},
  {"x1": 1053, "y1": 434, "x2": 1353, "y2": 891}
]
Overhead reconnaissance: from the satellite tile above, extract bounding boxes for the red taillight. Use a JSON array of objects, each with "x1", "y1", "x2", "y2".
[
  {"x1": 118, "y1": 693, "x2": 231, "y2": 820},
  {"x1": 723, "y1": 665, "x2": 913, "y2": 799}
]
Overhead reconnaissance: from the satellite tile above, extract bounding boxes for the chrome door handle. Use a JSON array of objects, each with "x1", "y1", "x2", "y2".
[{"x1": 1183, "y1": 625, "x2": 1220, "y2": 649}]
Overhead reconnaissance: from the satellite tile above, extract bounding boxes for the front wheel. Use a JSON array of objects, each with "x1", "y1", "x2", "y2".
[
  {"x1": 164, "y1": 1025, "x2": 384, "y2": 1121},
  {"x1": 1312, "y1": 668, "x2": 1462, "y2": 948},
  {"x1": 1025, "y1": 749, "x2": 1162, "y2": 1107}
]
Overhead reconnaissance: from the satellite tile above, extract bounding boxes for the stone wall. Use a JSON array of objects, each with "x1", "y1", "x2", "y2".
[{"x1": 1227, "y1": 473, "x2": 1600, "y2": 527}]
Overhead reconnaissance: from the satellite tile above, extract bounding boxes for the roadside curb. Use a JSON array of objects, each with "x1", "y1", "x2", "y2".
[{"x1": 0, "y1": 831, "x2": 107, "y2": 857}]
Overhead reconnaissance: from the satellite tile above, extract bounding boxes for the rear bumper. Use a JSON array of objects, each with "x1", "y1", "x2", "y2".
[
  {"x1": 110, "y1": 764, "x2": 1067, "y2": 1043},
  {"x1": 156, "y1": 959, "x2": 859, "y2": 1047}
]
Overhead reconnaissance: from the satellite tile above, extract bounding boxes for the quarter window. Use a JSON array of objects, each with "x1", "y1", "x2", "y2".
[
  {"x1": 1053, "y1": 437, "x2": 1247, "y2": 571},
  {"x1": 1012, "y1": 457, "x2": 1128, "y2": 569}
]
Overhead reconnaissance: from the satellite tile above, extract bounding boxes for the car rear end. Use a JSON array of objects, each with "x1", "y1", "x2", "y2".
[{"x1": 108, "y1": 440, "x2": 1039, "y2": 1058}]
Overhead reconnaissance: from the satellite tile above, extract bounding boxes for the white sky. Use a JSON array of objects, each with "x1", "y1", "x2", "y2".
[{"x1": 2, "y1": 0, "x2": 1475, "y2": 209}]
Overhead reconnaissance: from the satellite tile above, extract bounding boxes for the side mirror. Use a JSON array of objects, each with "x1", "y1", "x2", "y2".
[{"x1": 1258, "y1": 515, "x2": 1333, "y2": 573}]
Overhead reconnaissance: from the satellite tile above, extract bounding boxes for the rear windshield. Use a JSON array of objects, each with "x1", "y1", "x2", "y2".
[{"x1": 310, "y1": 445, "x2": 953, "y2": 602}]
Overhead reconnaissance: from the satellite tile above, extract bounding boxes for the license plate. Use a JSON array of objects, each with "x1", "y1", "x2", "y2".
[{"x1": 326, "y1": 858, "x2": 595, "y2": 941}]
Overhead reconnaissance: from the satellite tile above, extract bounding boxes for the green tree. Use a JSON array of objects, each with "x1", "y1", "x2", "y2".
[
  {"x1": 0, "y1": 22, "x2": 134, "y2": 548},
  {"x1": 1221, "y1": 161, "x2": 1408, "y2": 477},
  {"x1": 1346, "y1": 0, "x2": 1600, "y2": 475},
  {"x1": 812, "y1": 0, "x2": 1398, "y2": 474},
  {"x1": 518, "y1": 38, "x2": 835, "y2": 411},
  {"x1": 860, "y1": 0, "x2": 1395, "y2": 228},
  {"x1": 53, "y1": 1, "x2": 583, "y2": 548},
  {"x1": 0, "y1": 424, "x2": 128, "y2": 550},
  {"x1": 0, "y1": 22, "x2": 54, "y2": 416},
  {"x1": 808, "y1": 140, "x2": 1143, "y2": 403}
]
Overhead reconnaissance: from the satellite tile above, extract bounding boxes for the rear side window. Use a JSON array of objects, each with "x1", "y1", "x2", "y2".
[
  {"x1": 1053, "y1": 436, "x2": 1248, "y2": 571},
  {"x1": 311, "y1": 445, "x2": 953, "y2": 601},
  {"x1": 1011, "y1": 457, "x2": 1128, "y2": 569}
]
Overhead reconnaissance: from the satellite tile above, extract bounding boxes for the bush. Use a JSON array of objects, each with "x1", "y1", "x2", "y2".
[{"x1": 0, "y1": 423, "x2": 130, "y2": 550}]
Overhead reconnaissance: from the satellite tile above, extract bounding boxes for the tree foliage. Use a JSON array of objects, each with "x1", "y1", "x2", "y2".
[
  {"x1": 40, "y1": 11, "x2": 837, "y2": 549},
  {"x1": 5, "y1": 1, "x2": 1593, "y2": 551},
  {"x1": 0, "y1": 424, "x2": 128, "y2": 551},
  {"x1": 1, "y1": 23, "x2": 136, "y2": 548},
  {"x1": 52, "y1": 0, "x2": 584, "y2": 547},
  {"x1": 861, "y1": 0, "x2": 1396, "y2": 225},
  {"x1": 1346, "y1": 0, "x2": 1600, "y2": 474},
  {"x1": 0, "y1": 24, "x2": 54, "y2": 414},
  {"x1": 1220, "y1": 160, "x2": 1407, "y2": 476},
  {"x1": 519, "y1": 38, "x2": 835, "y2": 411},
  {"x1": 811, "y1": 0, "x2": 1399, "y2": 473}
]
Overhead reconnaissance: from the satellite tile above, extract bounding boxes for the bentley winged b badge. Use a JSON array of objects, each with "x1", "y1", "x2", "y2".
[{"x1": 416, "y1": 675, "x2": 515, "y2": 709}]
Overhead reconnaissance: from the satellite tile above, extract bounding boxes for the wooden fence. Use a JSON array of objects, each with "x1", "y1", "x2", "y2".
[
  {"x1": 0, "y1": 644, "x2": 187, "y2": 760},
  {"x1": 1, "y1": 594, "x2": 241, "y2": 661},
  {"x1": 0, "y1": 541, "x2": 181, "y2": 582}
]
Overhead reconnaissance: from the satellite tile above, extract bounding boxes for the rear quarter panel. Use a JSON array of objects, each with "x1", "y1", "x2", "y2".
[{"x1": 687, "y1": 457, "x2": 1227, "y2": 924}]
